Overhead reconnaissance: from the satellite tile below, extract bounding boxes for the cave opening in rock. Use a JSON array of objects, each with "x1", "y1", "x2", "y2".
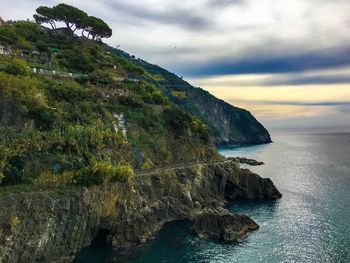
[
  {"x1": 92, "y1": 228, "x2": 111, "y2": 246},
  {"x1": 74, "y1": 229, "x2": 112, "y2": 262},
  {"x1": 224, "y1": 181, "x2": 241, "y2": 201}
]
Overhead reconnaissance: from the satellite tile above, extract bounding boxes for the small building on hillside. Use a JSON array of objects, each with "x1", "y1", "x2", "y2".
[
  {"x1": 0, "y1": 44, "x2": 11, "y2": 55},
  {"x1": 0, "y1": 17, "x2": 5, "y2": 26},
  {"x1": 51, "y1": 28, "x2": 74, "y2": 38}
]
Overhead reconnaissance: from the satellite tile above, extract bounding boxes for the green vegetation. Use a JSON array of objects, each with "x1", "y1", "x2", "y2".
[
  {"x1": 74, "y1": 160, "x2": 134, "y2": 187},
  {"x1": 112, "y1": 47, "x2": 271, "y2": 145},
  {"x1": 171, "y1": 91, "x2": 186, "y2": 98},
  {"x1": 0, "y1": 9, "x2": 218, "y2": 190},
  {"x1": 0, "y1": 56, "x2": 29, "y2": 76}
]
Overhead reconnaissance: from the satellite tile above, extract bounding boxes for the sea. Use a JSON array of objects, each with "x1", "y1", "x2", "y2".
[{"x1": 76, "y1": 131, "x2": 350, "y2": 263}]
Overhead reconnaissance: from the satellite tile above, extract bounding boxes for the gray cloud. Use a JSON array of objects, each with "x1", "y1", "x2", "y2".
[
  {"x1": 177, "y1": 46, "x2": 350, "y2": 77},
  {"x1": 104, "y1": 1, "x2": 210, "y2": 30},
  {"x1": 207, "y1": 0, "x2": 245, "y2": 7},
  {"x1": 3, "y1": 0, "x2": 350, "y2": 74}
]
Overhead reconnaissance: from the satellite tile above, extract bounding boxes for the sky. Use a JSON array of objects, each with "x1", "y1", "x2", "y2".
[{"x1": 2, "y1": 0, "x2": 350, "y2": 131}]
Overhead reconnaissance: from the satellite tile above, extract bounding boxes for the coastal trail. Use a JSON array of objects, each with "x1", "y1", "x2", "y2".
[{"x1": 134, "y1": 160, "x2": 234, "y2": 178}]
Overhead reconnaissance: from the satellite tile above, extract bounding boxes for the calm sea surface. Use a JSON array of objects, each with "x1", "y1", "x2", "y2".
[{"x1": 76, "y1": 132, "x2": 350, "y2": 263}]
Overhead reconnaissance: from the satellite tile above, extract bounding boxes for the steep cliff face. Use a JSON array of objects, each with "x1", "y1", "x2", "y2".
[
  {"x1": 0, "y1": 161, "x2": 280, "y2": 263},
  {"x1": 111, "y1": 49, "x2": 272, "y2": 146},
  {"x1": 185, "y1": 88, "x2": 272, "y2": 145}
]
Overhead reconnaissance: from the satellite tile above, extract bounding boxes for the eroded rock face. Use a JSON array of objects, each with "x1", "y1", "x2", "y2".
[
  {"x1": 192, "y1": 208, "x2": 259, "y2": 242},
  {"x1": 0, "y1": 161, "x2": 281, "y2": 263}
]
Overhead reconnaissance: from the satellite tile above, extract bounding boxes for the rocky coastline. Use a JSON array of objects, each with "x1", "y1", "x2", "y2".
[{"x1": 0, "y1": 161, "x2": 281, "y2": 263}]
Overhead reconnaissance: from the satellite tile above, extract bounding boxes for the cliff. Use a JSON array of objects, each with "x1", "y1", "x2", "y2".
[
  {"x1": 0, "y1": 161, "x2": 281, "y2": 262},
  {"x1": 109, "y1": 49, "x2": 272, "y2": 146}
]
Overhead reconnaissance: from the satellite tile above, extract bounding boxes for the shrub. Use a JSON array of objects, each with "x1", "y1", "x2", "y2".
[
  {"x1": 88, "y1": 69, "x2": 115, "y2": 86},
  {"x1": 33, "y1": 171, "x2": 73, "y2": 188},
  {"x1": 2, "y1": 156, "x2": 26, "y2": 186},
  {"x1": 163, "y1": 107, "x2": 191, "y2": 132},
  {"x1": 109, "y1": 164, "x2": 134, "y2": 183},
  {"x1": 73, "y1": 166, "x2": 103, "y2": 187},
  {"x1": 40, "y1": 109, "x2": 52, "y2": 122},
  {"x1": 123, "y1": 63, "x2": 145, "y2": 75},
  {"x1": 46, "y1": 80, "x2": 89, "y2": 102},
  {"x1": 0, "y1": 72, "x2": 47, "y2": 108},
  {"x1": 4, "y1": 59, "x2": 29, "y2": 76},
  {"x1": 191, "y1": 118, "x2": 210, "y2": 142},
  {"x1": 140, "y1": 160, "x2": 153, "y2": 171},
  {"x1": 73, "y1": 160, "x2": 134, "y2": 186},
  {"x1": 19, "y1": 105, "x2": 29, "y2": 116},
  {"x1": 60, "y1": 47, "x2": 96, "y2": 73},
  {"x1": 0, "y1": 125, "x2": 126, "y2": 185}
]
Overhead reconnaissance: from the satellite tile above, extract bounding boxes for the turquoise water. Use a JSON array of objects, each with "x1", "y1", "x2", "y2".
[{"x1": 76, "y1": 132, "x2": 350, "y2": 263}]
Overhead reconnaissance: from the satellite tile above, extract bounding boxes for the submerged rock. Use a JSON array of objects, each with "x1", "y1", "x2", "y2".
[{"x1": 192, "y1": 208, "x2": 259, "y2": 242}]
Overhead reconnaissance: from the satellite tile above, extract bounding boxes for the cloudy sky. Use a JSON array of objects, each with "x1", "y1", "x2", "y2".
[{"x1": 2, "y1": 0, "x2": 350, "y2": 131}]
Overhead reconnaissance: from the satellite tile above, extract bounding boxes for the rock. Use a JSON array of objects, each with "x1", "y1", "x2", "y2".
[
  {"x1": 227, "y1": 157, "x2": 265, "y2": 166},
  {"x1": 192, "y1": 208, "x2": 259, "y2": 242},
  {"x1": 0, "y1": 161, "x2": 281, "y2": 262},
  {"x1": 223, "y1": 168, "x2": 282, "y2": 200}
]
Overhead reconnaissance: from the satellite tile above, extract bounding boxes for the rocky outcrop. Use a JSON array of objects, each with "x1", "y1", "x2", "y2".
[
  {"x1": 192, "y1": 208, "x2": 259, "y2": 242},
  {"x1": 0, "y1": 161, "x2": 281, "y2": 262},
  {"x1": 227, "y1": 157, "x2": 265, "y2": 166},
  {"x1": 0, "y1": 100, "x2": 32, "y2": 130}
]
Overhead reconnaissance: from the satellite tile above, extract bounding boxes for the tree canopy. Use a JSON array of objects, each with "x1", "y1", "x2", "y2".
[{"x1": 33, "y1": 3, "x2": 112, "y2": 40}]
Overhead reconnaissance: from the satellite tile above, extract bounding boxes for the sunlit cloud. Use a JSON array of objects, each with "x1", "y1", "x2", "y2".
[{"x1": 189, "y1": 69, "x2": 350, "y2": 129}]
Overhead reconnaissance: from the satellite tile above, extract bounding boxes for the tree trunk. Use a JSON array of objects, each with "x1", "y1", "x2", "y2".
[{"x1": 65, "y1": 21, "x2": 74, "y2": 31}]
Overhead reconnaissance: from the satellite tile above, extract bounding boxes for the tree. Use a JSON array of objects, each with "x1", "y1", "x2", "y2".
[
  {"x1": 53, "y1": 4, "x2": 87, "y2": 33},
  {"x1": 33, "y1": 3, "x2": 112, "y2": 40},
  {"x1": 84, "y1": 16, "x2": 112, "y2": 40},
  {"x1": 33, "y1": 6, "x2": 57, "y2": 29}
]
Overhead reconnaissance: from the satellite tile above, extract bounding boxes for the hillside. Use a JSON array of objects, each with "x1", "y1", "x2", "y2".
[
  {"x1": 0, "y1": 19, "x2": 270, "y2": 188},
  {"x1": 0, "y1": 21, "x2": 221, "y2": 187},
  {"x1": 109, "y1": 48, "x2": 272, "y2": 145}
]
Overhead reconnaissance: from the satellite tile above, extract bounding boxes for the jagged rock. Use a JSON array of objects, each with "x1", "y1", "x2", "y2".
[
  {"x1": 224, "y1": 168, "x2": 282, "y2": 200},
  {"x1": 227, "y1": 157, "x2": 264, "y2": 166},
  {"x1": 192, "y1": 208, "x2": 259, "y2": 242},
  {"x1": 0, "y1": 161, "x2": 281, "y2": 262}
]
